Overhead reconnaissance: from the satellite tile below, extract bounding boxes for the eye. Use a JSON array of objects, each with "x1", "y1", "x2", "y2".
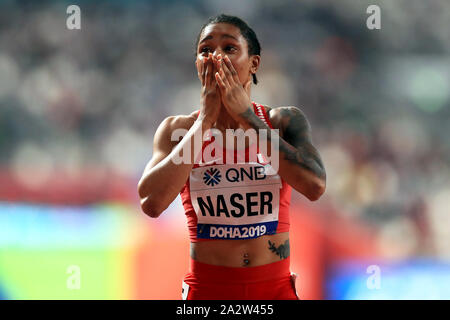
[
  {"x1": 225, "y1": 45, "x2": 236, "y2": 52},
  {"x1": 200, "y1": 47, "x2": 211, "y2": 54}
]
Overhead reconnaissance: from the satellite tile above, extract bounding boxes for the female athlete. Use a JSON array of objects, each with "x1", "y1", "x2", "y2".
[{"x1": 137, "y1": 14, "x2": 326, "y2": 300}]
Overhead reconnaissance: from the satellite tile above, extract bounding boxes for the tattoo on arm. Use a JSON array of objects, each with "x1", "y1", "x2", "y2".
[
  {"x1": 239, "y1": 106, "x2": 326, "y2": 180},
  {"x1": 268, "y1": 240, "x2": 290, "y2": 259},
  {"x1": 279, "y1": 107, "x2": 325, "y2": 179},
  {"x1": 239, "y1": 106, "x2": 268, "y2": 130}
]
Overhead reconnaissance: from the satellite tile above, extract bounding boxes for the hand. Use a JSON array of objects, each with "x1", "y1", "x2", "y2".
[
  {"x1": 214, "y1": 55, "x2": 253, "y2": 127},
  {"x1": 196, "y1": 52, "x2": 221, "y2": 127}
]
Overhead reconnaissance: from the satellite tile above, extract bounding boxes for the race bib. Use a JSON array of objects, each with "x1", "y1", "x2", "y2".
[{"x1": 189, "y1": 162, "x2": 282, "y2": 240}]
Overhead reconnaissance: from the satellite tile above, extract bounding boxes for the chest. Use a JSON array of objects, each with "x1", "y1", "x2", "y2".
[{"x1": 188, "y1": 162, "x2": 282, "y2": 240}]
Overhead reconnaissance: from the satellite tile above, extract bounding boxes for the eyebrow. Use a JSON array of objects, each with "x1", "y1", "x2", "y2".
[{"x1": 199, "y1": 34, "x2": 239, "y2": 45}]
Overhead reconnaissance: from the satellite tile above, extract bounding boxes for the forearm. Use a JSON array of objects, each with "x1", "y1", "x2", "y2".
[
  {"x1": 276, "y1": 139, "x2": 326, "y2": 200},
  {"x1": 277, "y1": 137, "x2": 326, "y2": 180},
  {"x1": 270, "y1": 132, "x2": 325, "y2": 200}
]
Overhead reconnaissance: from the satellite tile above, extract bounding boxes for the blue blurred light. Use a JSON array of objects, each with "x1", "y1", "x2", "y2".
[{"x1": 326, "y1": 259, "x2": 450, "y2": 299}]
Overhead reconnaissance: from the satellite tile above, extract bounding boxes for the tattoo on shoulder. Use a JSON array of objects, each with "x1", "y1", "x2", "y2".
[{"x1": 268, "y1": 239, "x2": 290, "y2": 260}]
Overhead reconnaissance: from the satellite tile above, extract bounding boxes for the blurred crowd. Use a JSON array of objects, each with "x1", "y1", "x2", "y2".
[{"x1": 0, "y1": 0, "x2": 449, "y2": 260}]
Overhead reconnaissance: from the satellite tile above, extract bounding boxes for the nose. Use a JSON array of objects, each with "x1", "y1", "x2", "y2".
[{"x1": 213, "y1": 48, "x2": 223, "y2": 58}]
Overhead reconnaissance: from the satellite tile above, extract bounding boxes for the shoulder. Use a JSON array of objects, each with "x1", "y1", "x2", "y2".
[
  {"x1": 153, "y1": 110, "x2": 198, "y2": 144},
  {"x1": 262, "y1": 105, "x2": 311, "y2": 135},
  {"x1": 158, "y1": 110, "x2": 198, "y2": 132}
]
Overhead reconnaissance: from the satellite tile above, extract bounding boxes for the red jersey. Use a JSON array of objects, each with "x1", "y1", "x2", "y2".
[{"x1": 180, "y1": 102, "x2": 291, "y2": 242}]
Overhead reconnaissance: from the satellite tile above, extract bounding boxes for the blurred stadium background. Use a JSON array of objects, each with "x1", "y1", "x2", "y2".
[{"x1": 0, "y1": 0, "x2": 449, "y2": 299}]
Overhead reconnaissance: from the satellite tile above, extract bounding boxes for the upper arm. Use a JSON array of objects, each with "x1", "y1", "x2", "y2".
[
  {"x1": 138, "y1": 113, "x2": 197, "y2": 213},
  {"x1": 276, "y1": 106, "x2": 325, "y2": 170},
  {"x1": 267, "y1": 106, "x2": 326, "y2": 200},
  {"x1": 141, "y1": 113, "x2": 197, "y2": 175},
  {"x1": 141, "y1": 116, "x2": 178, "y2": 177},
  {"x1": 281, "y1": 106, "x2": 314, "y2": 148}
]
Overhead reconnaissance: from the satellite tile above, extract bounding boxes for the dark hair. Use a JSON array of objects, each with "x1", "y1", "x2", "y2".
[{"x1": 195, "y1": 14, "x2": 261, "y2": 85}]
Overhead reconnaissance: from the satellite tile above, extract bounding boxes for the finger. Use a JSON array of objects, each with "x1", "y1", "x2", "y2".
[
  {"x1": 207, "y1": 53, "x2": 216, "y2": 85},
  {"x1": 213, "y1": 54, "x2": 221, "y2": 71},
  {"x1": 218, "y1": 58, "x2": 231, "y2": 87},
  {"x1": 219, "y1": 62, "x2": 230, "y2": 88},
  {"x1": 215, "y1": 71, "x2": 227, "y2": 92},
  {"x1": 205, "y1": 54, "x2": 213, "y2": 85},
  {"x1": 244, "y1": 78, "x2": 252, "y2": 92},
  {"x1": 204, "y1": 57, "x2": 211, "y2": 86},
  {"x1": 221, "y1": 58, "x2": 237, "y2": 88},
  {"x1": 196, "y1": 59, "x2": 204, "y2": 85},
  {"x1": 223, "y1": 55, "x2": 240, "y2": 83},
  {"x1": 201, "y1": 57, "x2": 207, "y2": 85}
]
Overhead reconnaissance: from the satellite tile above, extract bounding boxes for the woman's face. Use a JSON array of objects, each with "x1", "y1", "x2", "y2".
[{"x1": 196, "y1": 23, "x2": 260, "y2": 87}]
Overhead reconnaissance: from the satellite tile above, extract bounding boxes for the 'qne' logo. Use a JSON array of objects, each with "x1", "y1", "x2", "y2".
[{"x1": 203, "y1": 168, "x2": 221, "y2": 186}]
